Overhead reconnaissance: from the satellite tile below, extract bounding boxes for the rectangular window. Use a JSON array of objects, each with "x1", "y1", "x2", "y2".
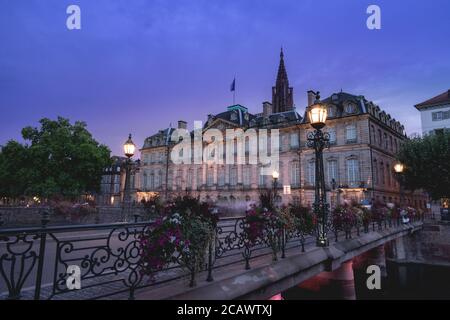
[
  {"x1": 196, "y1": 168, "x2": 203, "y2": 188},
  {"x1": 207, "y1": 168, "x2": 214, "y2": 186},
  {"x1": 328, "y1": 128, "x2": 337, "y2": 144},
  {"x1": 373, "y1": 160, "x2": 378, "y2": 185},
  {"x1": 347, "y1": 159, "x2": 360, "y2": 186},
  {"x1": 346, "y1": 125, "x2": 357, "y2": 143},
  {"x1": 218, "y1": 168, "x2": 225, "y2": 186},
  {"x1": 259, "y1": 167, "x2": 266, "y2": 186},
  {"x1": 243, "y1": 167, "x2": 251, "y2": 186},
  {"x1": 187, "y1": 170, "x2": 193, "y2": 187},
  {"x1": 432, "y1": 112, "x2": 443, "y2": 121},
  {"x1": 290, "y1": 161, "x2": 300, "y2": 187},
  {"x1": 307, "y1": 161, "x2": 315, "y2": 186},
  {"x1": 230, "y1": 167, "x2": 237, "y2": 186},
  {"x1": 328, "y1": 160, "x2": 338, "y2": 184},
  {"x1": 290, "y1": 132, "x2": 299, "y2": 149}
]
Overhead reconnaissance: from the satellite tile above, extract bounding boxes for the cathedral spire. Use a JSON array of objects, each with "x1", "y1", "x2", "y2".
[{"x1": 272, "y1": 48, "x2": 294, "y2": 113}]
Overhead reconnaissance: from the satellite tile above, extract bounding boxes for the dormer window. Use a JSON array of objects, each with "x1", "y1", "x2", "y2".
[
  {"x1": 344, "y1": 103, "x2": 357, "y2": 114},
  {"x1": 230, "y1": 112, "x2": 238, "y2": 121},
  {"x1": 327, "y1": 105, "x2": 336, "y2": 118}
]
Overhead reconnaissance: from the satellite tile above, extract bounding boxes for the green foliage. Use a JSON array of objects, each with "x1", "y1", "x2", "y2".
[
  {"x1": 397, "y1": 132, "x2": 450, "y2": 200},
  {"x1": 0, "y1": 117, "x2": 111, "y2": 200}
]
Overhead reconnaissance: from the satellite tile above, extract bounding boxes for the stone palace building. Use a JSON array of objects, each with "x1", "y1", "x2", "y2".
[{"x1": 131, "y1": 50, "x2": 427, "y2": 210}]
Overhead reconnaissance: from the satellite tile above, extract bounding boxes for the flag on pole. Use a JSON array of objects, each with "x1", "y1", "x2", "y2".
[{"x1": 230, "y1": 78, "x2": 236, "y2": 92}]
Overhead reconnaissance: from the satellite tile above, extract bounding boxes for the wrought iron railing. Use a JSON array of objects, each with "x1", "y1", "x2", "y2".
[{"x1": 0, "y1": 211, "x2": 423, "y2": 300}]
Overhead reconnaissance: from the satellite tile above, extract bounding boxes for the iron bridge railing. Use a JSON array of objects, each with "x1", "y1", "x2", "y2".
[{"x1": 0, "y1": 211, "x2": 423, "y2": 300}]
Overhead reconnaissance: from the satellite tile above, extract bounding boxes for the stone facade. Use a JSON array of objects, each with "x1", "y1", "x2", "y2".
[
  {"x1": 134, "y1": 51, "x2": 427, "y2": 210},
  {"x1": 98, "y1": 156, "x2": 140, "y2": 206}
]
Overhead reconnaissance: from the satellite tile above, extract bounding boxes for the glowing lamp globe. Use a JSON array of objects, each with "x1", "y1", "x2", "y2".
[
  {"x1": 272, "y1": 170, "x2": 279, "y2": 180},
  {"x1": 308, "y1": 103, "x2": 328, "y2": 130},
  {"x1": 394, "y1": 163, "x2": 404, "y2": 174},
  {"x1": 124, "y1": 134, "x2": 136, "y2": 158}
]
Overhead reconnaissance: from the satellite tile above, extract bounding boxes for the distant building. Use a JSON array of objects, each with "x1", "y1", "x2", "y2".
[
  {"x1": 136, "y1": 49, "x2": 428, "y2": 209},
  {"x1": 415, "y1": 90, "x2": 450, "y2": 219},
  {"x1": 98, "y1": 156, "x2": 139, "y2": 206},
  {"x1": 415, "y1": 89, "x2": 450, "y2": 135}
]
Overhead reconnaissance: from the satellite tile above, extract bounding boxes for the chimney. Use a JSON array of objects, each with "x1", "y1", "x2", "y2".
[
  {"x1": 263, "y1": 101, "x2": 273, "y2": 116},
  {"x1": 307, "y1": 90, "x2": 316, "y2": 107},
  {"x1": 178, "y1": 120, "x2": 187, "y2": 130}
]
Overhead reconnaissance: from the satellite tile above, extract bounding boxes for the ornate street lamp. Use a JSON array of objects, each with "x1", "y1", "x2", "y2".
[
  {"x1": 394, "y1": 162, "x2": 405, "y2": 207},
  {"x1": 122, "y1": 134, "x2": 136, "y2": 220},
  {"x1": 307, "y1": 92, "x2": 330, "y2": 247},
  {"x1": 124, "y1": 134, "x2": 136, "y2": 159}
]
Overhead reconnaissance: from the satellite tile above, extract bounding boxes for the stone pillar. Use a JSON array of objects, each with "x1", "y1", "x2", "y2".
[
  {"x1": 352, "y1": 245, "x2": 387, "y2": 299},
  {"x1": 291, "y1": 260, "x2": 356, "y2": 300}
]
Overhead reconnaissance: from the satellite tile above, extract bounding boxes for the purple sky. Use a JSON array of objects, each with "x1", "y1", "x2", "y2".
[{"x1": 1, "y1": 0, "x2": 450, "y2": 157}]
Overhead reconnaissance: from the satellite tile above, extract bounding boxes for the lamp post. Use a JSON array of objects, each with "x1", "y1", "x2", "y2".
[
  {"x1": 307, "y1": 92, "x2": 330, "y2": 247},
  {"x1": 394, "y1": 162, "x2": 405, "y2": 207},
  {"x1": 123, "y1": 134, "x2": 136, "y2": 220},
  {"x1": 272, "y1": 170, "x2": 279, "y2": 208}
]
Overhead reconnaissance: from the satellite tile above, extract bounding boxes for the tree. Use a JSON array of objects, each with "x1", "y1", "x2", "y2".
[
  {"x1": 0, "y1": 117, "x2": 111, "y2": 200},
  {"x1": 397, "y1": 132, "x2": 450, "y2": 200}
]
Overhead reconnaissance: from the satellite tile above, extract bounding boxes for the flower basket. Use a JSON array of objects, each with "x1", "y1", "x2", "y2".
[{"x1": 139, "y1": 196, "x2": 216, "y2": 287}]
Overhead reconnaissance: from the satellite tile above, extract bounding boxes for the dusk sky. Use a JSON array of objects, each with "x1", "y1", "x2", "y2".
[{"x1": 1, "y1": 0, "x2": 450, "y2": 157}]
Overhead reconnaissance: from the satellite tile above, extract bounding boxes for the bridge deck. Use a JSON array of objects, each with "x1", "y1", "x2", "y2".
[{"x1": 136, "y1": 222, "x2": 423, "y2": 300}]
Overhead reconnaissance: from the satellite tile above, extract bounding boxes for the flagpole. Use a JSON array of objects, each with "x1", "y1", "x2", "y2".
[{"x1": 233, "y1": 75, "x2": 236, "y2": 105}]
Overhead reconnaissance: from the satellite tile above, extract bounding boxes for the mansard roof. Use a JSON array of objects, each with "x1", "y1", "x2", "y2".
[
  {"x1": 415, "y1": 89, "x2": 450, "y2": 110},
  {"x1": 250, "y1": 110, "x2": 302, "y2": 128},
  {"x1": 142, "y1": 127, "x2": 176, "y2": 149},
  {"x1": 204, "y1": 105, "x2": 257, "y2": 129},
  {"x1": 302, "y1": 91, "x2": 406, "y2": 136}
]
